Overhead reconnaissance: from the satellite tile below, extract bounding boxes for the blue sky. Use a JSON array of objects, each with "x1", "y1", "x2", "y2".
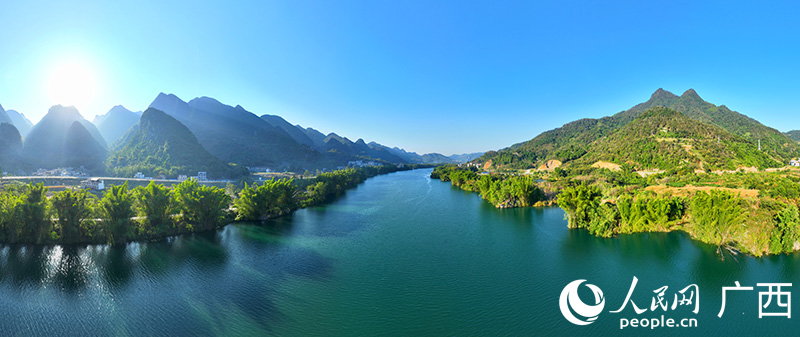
[{"x1": 1, "y1": 1, "x2": 799, "y2": 155}]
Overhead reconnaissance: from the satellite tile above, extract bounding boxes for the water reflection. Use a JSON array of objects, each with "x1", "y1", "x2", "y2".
[
  {"x1": 0, "y1": 220, "x2": 335, "y2": 295},
  {"x1": 52, "y1": 246, "x2": 90, "y2": 293},
  {"x1": 3, "y1": 245, "x2": 48, "y2": 286}
]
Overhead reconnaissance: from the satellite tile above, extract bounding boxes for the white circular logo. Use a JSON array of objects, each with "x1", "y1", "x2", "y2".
[{"x1": 559, "y1": 279, "x2": 605, "y2": 325}]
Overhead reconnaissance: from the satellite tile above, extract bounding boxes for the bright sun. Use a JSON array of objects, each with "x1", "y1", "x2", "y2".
[{"x1": 47, "y1": 60, "x2": 96, "y2": 111}]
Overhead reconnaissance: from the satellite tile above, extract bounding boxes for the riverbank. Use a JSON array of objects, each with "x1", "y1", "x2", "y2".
[
  {"x1": 431, "y1": 164, "x2": 800, "y2": 257},
  {"x1": 0, "y1": 165, "x2": 413, "y2": 246}
]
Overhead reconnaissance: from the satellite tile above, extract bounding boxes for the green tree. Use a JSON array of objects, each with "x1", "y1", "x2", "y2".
[
  {"x1": 0, "y1": 186, "x2": 26, "y2": 242},
  {"x1": 235, "y1": 179, "x2": 297, "y2": 221},
  {"x1": 770, "y1": 203, "x2": 800, "y2": 254},
  {"x1": 51, "y1": 188, "x2": 94, "y2": 244},
  {"x1": 174, "y1": 178, "x2": 231, "y2": 231},
  {"x1": 689, "y1": 190, "x2": 745, "y2": 254},
  {"x1": 557, "y1": 184, "x2": 602, "y2": 228},
  {"x1": 133, "y1": 181, "x2": 176, "y2": 237},
  {"x1": 99, "y1": 182, "x2": 135, "y2": 245},
  {"x1": 17, "y1": 183, "x2": 51, "y2": 244}
]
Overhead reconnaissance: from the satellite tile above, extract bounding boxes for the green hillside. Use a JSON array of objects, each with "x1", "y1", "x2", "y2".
[
  {"x1": 579, "y1": 107, "x2": 780, "y2": 170},
  {"x1": 0, "y1": 123, "x2": 24, "y2": 172},
  {"x1": 786, "y1": 130, "x2": 800, "y2": 142},
  {"x1": 108, "y1": 108, "x2": 247, "y2": 179},
  {"x1": 62, "y1": 121, "x2": 107, "y2": 174},
  {"x1": 480, "y1": 89, "x2": 799, "y2": 170}
]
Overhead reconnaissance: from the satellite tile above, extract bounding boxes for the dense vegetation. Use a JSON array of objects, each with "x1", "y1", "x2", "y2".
[
  {"x1": 431, "y1": 165, "x2": 547, "y2": 208},
  {"x1": 0, "y1": 122, "x2": 23, "y2": 172},
  {"x1": 107, "y1": 108, "x2": 248, "y2": 179},
  {"x1": 786, "y1": 130, "x2": 800, "y2": 142},
  {"x1": 580, "y1": 107, "x2": 780, "y2": 170},
  {"x1": 0, "y1": 165, "x2": 408, "y2": 245},
  {"x1": 479, "y1": 89, "x2": 799, "y2": 171},
  {"x1": 463, "y1": 89, "x2": 800, "y2": 257},
  {"x1": 432, "y1": 162, "x2": 800, "y2": 256}
]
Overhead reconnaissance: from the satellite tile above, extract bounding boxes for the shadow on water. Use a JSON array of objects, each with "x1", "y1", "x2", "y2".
[
  {"x1": 52, "y1": 246, "x2": 90, "y2": 293},
  {"x1": 772, "y1": 251, "x2": 800, "y2": 279},
  {"x1": 0, "y1": 229, "x2": 232, "y2": 292},
  {"x1": 559, "y1": 228, "x2": 684, "y2": 268},
  {"x1": 2, "y1": 245, "x2": 48, "y2": 287},
  {"x1": 233, "y1": 223, "x2": 335, "y2": 281},
  {"x1": 98, "y1": 245, "x2": 134, "y2": 289},
  {"x1": 135, "y1": 231, "x2": 228, "y2": 276},
  {"x1": 478, "y1": 201, "x2": 540, "y2": 228},
  {"x1": 690, "y1": 240, "x2": 748, "y2": 283},
  {"x1": 208, "y1": 222, "x2": 336, "y2": 331}
]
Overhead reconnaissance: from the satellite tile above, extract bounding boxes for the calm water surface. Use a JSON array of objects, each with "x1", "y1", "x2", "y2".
[{"x1": 1, "y1": 168, "x2": 798, "y2": 336}]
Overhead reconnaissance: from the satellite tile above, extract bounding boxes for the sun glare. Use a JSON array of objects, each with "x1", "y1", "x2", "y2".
[{"x1": 47, "y1": 60, "x2": 96, "y2": 111}]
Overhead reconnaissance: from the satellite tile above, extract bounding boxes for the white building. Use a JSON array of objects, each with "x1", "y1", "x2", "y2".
[
  {"x1": 198, "y1": 172, "x2": 208, "y2": 181},
  {"x1": 134, "y1": 172, "x2": 145, "y2": 179},
  {"x1": 178, "y1": 175, "x2": 188, "y2": 181},
  {"x1": 791, "y1": 159, "x2": 800, "y2": 167},
  {"x1": 81, "y1": 178, "x2": 105, "y2": 190}
]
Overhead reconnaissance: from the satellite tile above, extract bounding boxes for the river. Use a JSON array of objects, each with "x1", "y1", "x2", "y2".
[{"x1": 0, "y1": 168, "x2": 797, "y2": 336}]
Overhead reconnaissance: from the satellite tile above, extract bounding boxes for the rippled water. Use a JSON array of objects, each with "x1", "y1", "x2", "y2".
[{"x1": 1, "y1": 169, "x2": 798, "y2": 336}]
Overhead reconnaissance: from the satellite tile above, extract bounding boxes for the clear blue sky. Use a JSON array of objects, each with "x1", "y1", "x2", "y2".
[{"x1": 1, "y1": 1, "x2": 799, "y2": 155}]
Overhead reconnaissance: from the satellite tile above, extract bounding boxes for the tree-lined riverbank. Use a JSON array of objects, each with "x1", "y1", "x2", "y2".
[
  {"x1": 0, "y1": 165, "x2": 410, "y2": 245},
  {"x1": 431, "y1": 164, "x2": 800, "y2": 256}
]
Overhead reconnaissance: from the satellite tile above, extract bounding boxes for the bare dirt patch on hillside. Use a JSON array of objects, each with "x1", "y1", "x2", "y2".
[
  {"x1": 645, "y1": 184, "x2": 759, "y2": 199},
  {"x1": 591, "y1": 161, "x2": 621, "y2": 171},
  {"x1": 538, "y1": 159, "x2": 562, "y2": 170}
]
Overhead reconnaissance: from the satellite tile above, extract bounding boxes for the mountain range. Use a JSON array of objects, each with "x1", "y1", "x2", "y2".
[
  {"x1": 0, "y1": 104, "x2": 34, "y2": 137},
  {"x1": 479, "y1": 89, "x2": 799, "y2": 171},
  {"x1": 0, "y1": 94, "x2": 476, "y2": 178},
  {"x1": 22, "y1": 105, "x2": 107, "y2": 173},
  {"x1": 258, "y1": 113, "x2": 481, "y2": 165},
  {"x1": 108, "y1": 108, "x2": 246, "y2": 179},
  {"x1": 93, "y1": 105, "x2": 141, "y2": 145}
]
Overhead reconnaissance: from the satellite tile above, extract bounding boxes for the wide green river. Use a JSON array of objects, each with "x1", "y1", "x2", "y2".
[{"x1": 1, "y1": 169, "x2": 798, "y2": 335}]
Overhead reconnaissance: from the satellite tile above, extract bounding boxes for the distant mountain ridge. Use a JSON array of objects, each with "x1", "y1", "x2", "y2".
[
  {"x1": 785, "y1": 130, "x2": 800, "y2": 142},
  {"x1": 6, "y1": 110, "x2": 33, "y2": 137},
  {"x1": 0, "y1": 104, "x2": 13, "y2": 125},
  {"x1": 1, "y1": 94, "x2": 474, "y2": 175},
  {"x1": 149, "y1": 94, "x2": 328, "y2": 168},
  {"x1": 259, "y1": 114, "x2": 481, "y2": 164},
  {"x1": 108, "y1": 108, "x2": 246, "y2": 179},
  {"x1": 0, "y1": 104, "x2": 34, "y2": 137},
  {"x1": 93, "y1": 105, "x2": 141, "y2": 145},
  {"x1": 22, "y1": 105, "x2": 107, "y2": 173},
  {"x1": 479, "y1": 88, "x2": 800, "y2": 170}
]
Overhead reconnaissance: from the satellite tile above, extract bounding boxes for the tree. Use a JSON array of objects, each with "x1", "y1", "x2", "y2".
[
  {"x1": 557, "y1": 183, "x2": 602, "y2": 228},
  {"x1": 99, "y1": 182, "x2": 135, "y2": 245},
  {"x1": 770, "y1": 203, "x2": 800, "y2": 254},
  {"x1": 0, "y1": 185, "x2": 26, "y2": 242},
  {"x1": 17, "y1": 183, "x2": 51, "y2": 244},
  {"x1": 235, "y1": 179, "x2": 297, "y2": 221},
  {"x1": 174, "y1": 178, "x2": 231, "y2": 231},
  {"x1": 133, "y1": 181, "x2": 176, "y2": 237},
  {"x1": 689, "y1": 190, "x2": 745, "y2": 255},
  {"x1": 51, "y1": 188, "x2": 94, "y2": 244}
]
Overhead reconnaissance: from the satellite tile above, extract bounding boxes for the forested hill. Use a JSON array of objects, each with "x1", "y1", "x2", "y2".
[
  {"x1": 108, "y1": 108, "x2": 247, "y2": 179},
  {"x1": 578, "y1": 107, "x2": 780, "y2": 170},
  {"x1": 479, "y1": 89, "x2": 799, "y2": 169},
  {"x1": 786, "y1": 130, "x2": 800, "y2": 142}
]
